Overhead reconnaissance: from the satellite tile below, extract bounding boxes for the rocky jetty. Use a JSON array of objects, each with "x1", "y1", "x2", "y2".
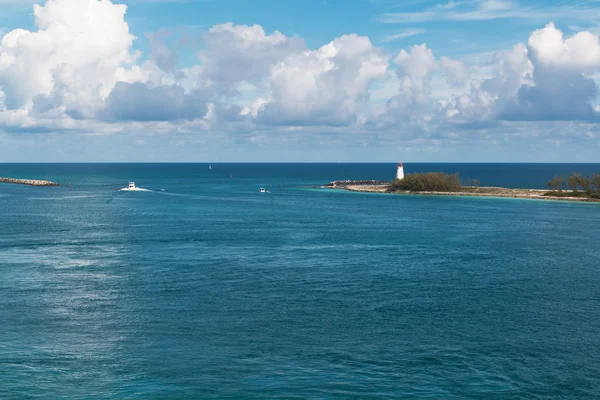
[
  {"x1": 324, "y1": 180, "x2": 389, "y2": 188},
  {"x1": 0, "y1": 177, "x2": 60, "y2": 187}
]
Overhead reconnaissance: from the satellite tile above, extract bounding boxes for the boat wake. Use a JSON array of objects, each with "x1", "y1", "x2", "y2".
[
  {"x1": 119, "y1": 187, "x2": 151, "y2": 192},
  {"x1": 119, "y1": 182, "x2": 151, "y2": 192}
]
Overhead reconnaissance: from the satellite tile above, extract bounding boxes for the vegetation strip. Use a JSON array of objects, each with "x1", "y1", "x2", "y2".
[
  {"x1": 545, "y1": 173, "x2": 600, "y2": 199},
  {"x1": 325, "y1": 172, "x2": 600, "y2": 202}
]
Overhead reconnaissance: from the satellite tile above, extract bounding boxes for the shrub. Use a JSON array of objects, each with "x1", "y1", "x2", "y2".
[
  {"x1": 546, "y1": 172, "x2": 600, "y2": 198},
  {"x1": 390, "y1": 172, "x2": 463, "y2": 192}
]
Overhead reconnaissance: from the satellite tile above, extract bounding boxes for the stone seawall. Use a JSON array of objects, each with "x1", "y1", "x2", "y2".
[
  {"x1": 324, "y1": 180, "x2": 390, "y2": 188},
  {"x1": 0, "y1": 177, "x2": 60, "y2": 187}
]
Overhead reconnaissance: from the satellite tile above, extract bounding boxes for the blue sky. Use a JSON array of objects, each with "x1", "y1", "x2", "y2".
[{"x1": 0, "y1": 0, "x2": 599, "y2": 162}]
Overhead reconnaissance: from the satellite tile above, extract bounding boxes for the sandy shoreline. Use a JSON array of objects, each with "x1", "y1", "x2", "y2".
[{"x1": 324, "y1": 181, "x2": 600, "y2": 203}]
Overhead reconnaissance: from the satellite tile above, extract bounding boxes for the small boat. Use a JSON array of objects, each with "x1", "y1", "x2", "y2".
[
  {"x1": 259, "y1": 187, "x2": 266, "y2": 193},
  {"x1": 209, "y1": 165, "x2": 212, "y2": 170},
  {"x1": 120, "y1": 182, "x2": 146, "y2": 191}
]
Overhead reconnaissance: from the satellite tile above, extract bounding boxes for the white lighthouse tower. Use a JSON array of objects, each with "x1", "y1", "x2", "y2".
[{"x1": 396, "y1": 162, "x2": 405, "y2": 180}]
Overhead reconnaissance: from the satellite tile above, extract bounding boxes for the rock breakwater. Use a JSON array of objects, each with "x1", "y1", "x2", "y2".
[
  {"x1": 0, "y1": 177, "x2": 60, "y2": 187},
  {"x1": 324, "y1": 180, "x2": 390, "y2": 188}
]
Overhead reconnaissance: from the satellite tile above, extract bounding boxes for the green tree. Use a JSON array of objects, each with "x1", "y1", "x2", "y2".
[
  {"x1": 546, "y1": 176, "x2": 562, "y2": 191},
  {"x1": 580, "y1": 175, "x2": 592, "y2": 193},
  {"x1": 559, "y1": 177, "x2": 568, "y2": 191},
  {"x1": 592, "y1": 174, "x2": 600, "y2": 193},
  {"x1": 568, "y1": 173, "x2": 582, "y2": 192}
]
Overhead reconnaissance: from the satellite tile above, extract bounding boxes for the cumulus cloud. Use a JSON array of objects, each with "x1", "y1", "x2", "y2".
[
  {"x1": 392, "y1": 43, "x2": 437, "y2": 105},
  {"x1": 443, "y1": 23, "x2": 600, "y2": 124},
  {"x1": 198, "y1": 23, "x2": 305, "y2": 96},
  {"x1": 442, "y1": 43, "x2": 533, "y2": 122},
  {"x1": 0, "y1": 0, "x2": 138, "y2": 115},
  {"x1": 504, "y1": 23, "x2": 600, "y2": 121},
  {"x1": 146, "y1": 29, "x2": 179, "y2": 74},
  {"x1": 100, "y1": 82, "x2": 208, "y2": 122},
  {"x1": 527, "y1": 23, "x2": 600, "y2": 70},
  {"x1": 440, "y1": 56, "x2": 469, "y2": 86},
  {"x1": 1, "y1": 0, "x2": 600, "y2": 151},
  {"x1": 505, "y1": 64, "x2": 597, "y2": 121},
  {"x1": 383, "y1": 44, "x2": 468, "y2": 127},
  {"x1": 255, "y1": 34, "x2": 389, "y2": 126}
]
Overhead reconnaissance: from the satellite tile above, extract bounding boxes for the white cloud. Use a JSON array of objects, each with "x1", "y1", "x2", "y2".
[
  {"x1": 383, "y1": 44, "x2": 470, "y2": 125},
  {"x1": 442, "y1": 23, "x2": 600, "y2": 123},
  {"x1": 100, "y1": 82, "x2": 208, "y2": 121},
  {"x1": 394, "y1": 43, "x2": 437, "y2": 82},
  {"x1": 441, "y1": 43, "x2": 533, "y2": 122},
  {"x1": 378, "y1": 0, "x2": 600, "y2": 24},
  {"x1": 440, "y1": 56, "x2": 469, "y2": 86},
  {"x1": 527, "y1": 22, "x2": 600, "y2": 70},
  {"x1": 255, "y1": 34, "x2": 389, "y2": 126},
  {"x1": 382, "y1": 28, "x2": 424, "y2": 43},
  {"x1": 504, "y1": 23, "x2": 600, "y2": 120},
  {"x1": 146, "y1": 29, "x2": 180, "y2": 74},
  {"x1": 0, "y1": 0, "x2": 599, "y2": 159},
  {"x1": 198, "y1": 22, "x2": 305, "y2": 96},
  {"x1": 372, "y1": 44, "x2": 438, "y2": 130},
  {"x1": 0, "y1": 0, "x2": 141, "y2": 120}
]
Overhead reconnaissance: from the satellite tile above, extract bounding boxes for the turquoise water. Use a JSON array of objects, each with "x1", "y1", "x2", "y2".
[{"x1": 1, "y1": 163, "x2": 600, "y2": 399}]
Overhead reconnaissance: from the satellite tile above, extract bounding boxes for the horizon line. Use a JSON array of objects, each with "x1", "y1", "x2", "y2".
[{"x1": 1, "y1": 161, "x2": 600, "y2": 164}]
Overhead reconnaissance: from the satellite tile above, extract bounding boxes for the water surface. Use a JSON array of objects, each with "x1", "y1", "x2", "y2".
[{"x1": 1, "y1": 163, "x2": 600, "y2": 399}]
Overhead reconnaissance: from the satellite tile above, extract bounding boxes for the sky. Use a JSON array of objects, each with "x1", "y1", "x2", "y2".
[{"x1": 0, "y1": 0, "x2": 600, "y2": 162}]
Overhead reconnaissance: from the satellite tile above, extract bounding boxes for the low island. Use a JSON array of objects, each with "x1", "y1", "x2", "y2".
[
  {"x1": 324, "y1": 171, "x2": 600, "y2": 203},
  {"x1": 0, "y1": 177, "x2": 60, "y2": 187}
]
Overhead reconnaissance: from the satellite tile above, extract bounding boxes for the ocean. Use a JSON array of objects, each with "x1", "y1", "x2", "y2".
[{"x1": 1, "y1": 163, "x2": 600, "y2": 399}]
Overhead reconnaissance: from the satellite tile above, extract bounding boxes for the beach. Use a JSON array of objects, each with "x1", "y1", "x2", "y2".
[{"x1": 324, "y1": 180, "x2": 600, "y2": 202}]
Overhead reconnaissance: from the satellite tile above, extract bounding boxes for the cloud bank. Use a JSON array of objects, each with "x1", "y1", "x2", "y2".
[{"x1": 0, "y1": 0, "x2": 599, "y2": 159}]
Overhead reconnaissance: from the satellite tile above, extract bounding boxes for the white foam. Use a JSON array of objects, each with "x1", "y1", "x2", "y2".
[{"x1": 119, "y1": 187, "x2": 150, "y2": 192}]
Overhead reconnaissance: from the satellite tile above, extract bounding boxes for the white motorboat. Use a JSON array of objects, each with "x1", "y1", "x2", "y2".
[
  {"x1": 120, "y1": 182, "x2": 147, "y2": 191},
  {"x1": 259, "y1": 187, "x2": 266, "y2": 193}
]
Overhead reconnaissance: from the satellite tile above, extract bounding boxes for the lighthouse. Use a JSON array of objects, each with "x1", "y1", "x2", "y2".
[{"x1": 396, "y1": 162, "x2": 405, "y2": 180}]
